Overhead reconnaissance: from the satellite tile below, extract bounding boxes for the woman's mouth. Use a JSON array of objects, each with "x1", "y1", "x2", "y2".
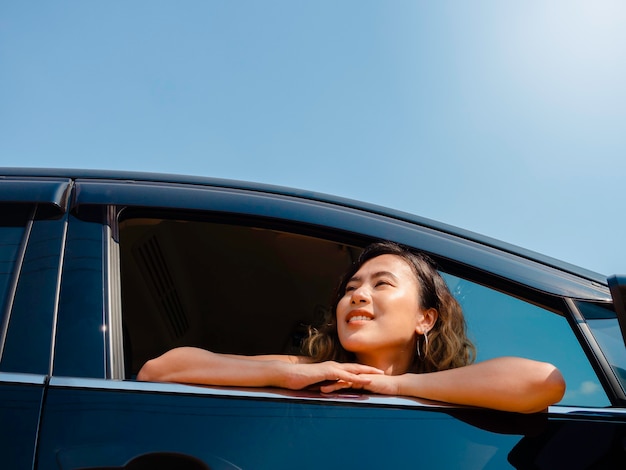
[
  {"x1": 348, "y1": 315, "x2": 372, "y2": 323},
  {"x1": 346, "y1": 311, "x2": 374, "y2": 323}
]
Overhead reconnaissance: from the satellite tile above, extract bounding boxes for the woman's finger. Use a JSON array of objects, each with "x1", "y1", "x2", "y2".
[
  {"x1": 333, "y1": 369, "x2": 371, "y2": 384},
  {"x1": 320, "y1": 380, "x2": 353, "y2": 393}
]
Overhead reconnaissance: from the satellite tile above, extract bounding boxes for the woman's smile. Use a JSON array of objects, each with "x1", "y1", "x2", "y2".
[
  {"x1": 345, "y1": 309, "x2": 374, "y2": 324},
  {"x1": 347, "y1": 315, "x2": 373, "y2": 323}
]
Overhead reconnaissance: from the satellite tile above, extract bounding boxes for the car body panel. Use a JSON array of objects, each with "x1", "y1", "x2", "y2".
[
  {"x1": 37, "y1": 378, "x2": 626, "y2": 469},
  {"x1": 0, "y1": 373, "x2": 46, "y2": 470}
]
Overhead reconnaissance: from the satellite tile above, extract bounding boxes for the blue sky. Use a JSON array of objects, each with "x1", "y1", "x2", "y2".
[{"x1": 2, "y1": 1, "x2": 626, "y2": 275}]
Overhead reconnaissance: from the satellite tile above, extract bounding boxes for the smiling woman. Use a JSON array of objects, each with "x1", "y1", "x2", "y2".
[
  {"x1": 137, "y1": 241, "x2": 566, "y2": 413},
  {"x1": 304, "y1": 242, "x2": 475, "y2": 375}
]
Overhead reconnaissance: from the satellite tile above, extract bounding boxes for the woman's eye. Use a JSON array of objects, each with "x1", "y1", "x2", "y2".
[{"x1": 345, "y1": 285, "x2": 356, "y2": 292}]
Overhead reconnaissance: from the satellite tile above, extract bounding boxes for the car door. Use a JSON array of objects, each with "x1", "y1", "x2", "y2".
[
  {"x1": 36, "y1": 176, "x2": 626, "y2": 469},
  {"x1": 0, "y1": 177, "x2": 71, "y2": 469}
]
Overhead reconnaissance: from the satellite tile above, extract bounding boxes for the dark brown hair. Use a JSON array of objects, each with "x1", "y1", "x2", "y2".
[{"x1": 303, "y1": 241, "x2": 475, "y2": 373}]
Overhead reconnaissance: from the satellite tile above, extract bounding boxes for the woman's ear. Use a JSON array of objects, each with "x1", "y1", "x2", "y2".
[{"x1": 416, "y1": 308, "x2": 438, "y2": 334}]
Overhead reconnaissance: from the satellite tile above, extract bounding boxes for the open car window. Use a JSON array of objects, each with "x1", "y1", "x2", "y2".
[
  {"x1": 120, "y1": 215, "x2": 362, "y2": 377},
  {"x1": 119, "y1": 213, "x2": 609, "y2": 408}
]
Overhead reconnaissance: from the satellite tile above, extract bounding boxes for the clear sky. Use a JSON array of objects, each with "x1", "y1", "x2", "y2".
[{"x1": 2, "y1": 1, "x2": 625, "y2": 276}]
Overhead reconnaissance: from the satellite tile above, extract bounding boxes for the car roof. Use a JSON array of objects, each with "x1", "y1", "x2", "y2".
[{"x1": 0, "y1": 166, "x2": 607, "y2": 287}]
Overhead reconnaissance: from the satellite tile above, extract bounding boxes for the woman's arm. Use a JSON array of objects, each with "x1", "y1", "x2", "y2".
[
  {"x1": 330, "y1": 357, "x2": 566, "y2": 413},
  {"x1": 136, "y1": 346, "x2": 384, "y2": 390}
]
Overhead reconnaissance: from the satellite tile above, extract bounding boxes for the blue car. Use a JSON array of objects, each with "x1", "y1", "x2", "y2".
[{"x1": 1, "y1": 168, "x2": 625, "y2": 469}]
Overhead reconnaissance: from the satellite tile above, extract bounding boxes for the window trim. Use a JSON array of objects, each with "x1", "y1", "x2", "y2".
[
  {"x1": 0, "y1": 371, "x2": 47, "y2": 386},
  {"x1": 47, "y1": 211, "x2": 69, "y2": 376},
  {"x1": 105, "y1": 206, "x2": 124, "y2": 380},
  {"x1": 46, "y1": 376, "x2": 626, "y2": 422},
  {"x1": 41, "y1": 376, "x2": 494, "y2": 410}
]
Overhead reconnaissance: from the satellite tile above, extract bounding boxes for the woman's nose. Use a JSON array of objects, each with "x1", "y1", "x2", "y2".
[{"x1": 350, "y1": 286, "x2": 370, "y2": 304}]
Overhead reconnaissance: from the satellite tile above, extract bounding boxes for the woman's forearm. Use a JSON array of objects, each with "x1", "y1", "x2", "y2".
[
  {"x1": 136, "y1": 347, "x2": 293, "y2": 387},
  {"x1": 395, "y1": 357, "x2": 566, "y2": 413},
  {"x1": 137, "y1": 347, "x2": 385, "y2": 390}
]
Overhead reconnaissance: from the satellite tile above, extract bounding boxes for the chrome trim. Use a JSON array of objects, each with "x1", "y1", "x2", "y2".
[
  {"x1": 47, "y1": 211, "x2": 69, "y2": 376},
  {"x1": 104, "y1": 206, "x2": 125, "y2": 380},
  {"x1": 548, "y1": 405, "x2": 626, "y2": 417},
  {"x1": 42, "y1": 377, "x2": 560, "y2": 415},
  {"x1": 0, "y1": 208, "x2": 33, "y2": 361},
  {"x1": 0, "y1": 372, "x2": 47, "y2": 385},
  {"x1": 49, "y1": 376, "x2": 458, "y2": 408}
]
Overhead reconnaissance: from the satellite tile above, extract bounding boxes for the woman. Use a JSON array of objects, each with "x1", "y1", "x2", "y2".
[{"x1": 138, "y1": 241, "x2": 565, "y2": 413}]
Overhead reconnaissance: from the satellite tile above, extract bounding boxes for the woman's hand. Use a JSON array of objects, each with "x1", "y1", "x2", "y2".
[
  {"x1": 317, "y1": 373, "x2": 400, "y2": 395},
  {"x1": 281, "y1": 361, "x2": 384, "y2": 391},
  {"x1": 359, "y1": 374, "x2": 401, "y2": 395}
]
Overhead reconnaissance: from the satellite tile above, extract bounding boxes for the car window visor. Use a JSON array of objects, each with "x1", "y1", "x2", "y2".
[{"x1": 0, "y1": 178, "x2": 72, "y2": 216}]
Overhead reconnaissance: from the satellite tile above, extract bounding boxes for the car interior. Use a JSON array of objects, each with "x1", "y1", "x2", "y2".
[{"x1": 119, "y1": 213, "x2": 363, "y2": 378}]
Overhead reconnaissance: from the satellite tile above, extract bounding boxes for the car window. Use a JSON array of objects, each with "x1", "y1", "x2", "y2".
[
  {"x1": 443, "y1": 274, "x2": 610, "y2": 407},
  {"x1": 1, "y1": 206, "x2": 67, "y2": 374},
  {"x1": 0, "y1": 205, "x2": 31, "y2": 351},
  {"x1": 119, "y1": 213, "x2": 607, "y2": 407},
  {"x1": 53, "y1": 212, "x2": 107, "y2": 378},
  {"x1": 119, "y1": 215, "x2": 360, "y2": 378}
]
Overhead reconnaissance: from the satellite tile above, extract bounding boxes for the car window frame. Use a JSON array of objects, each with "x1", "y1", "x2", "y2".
[{"x1": 63, "y1": 179, "x2": 623, "y2": 412}]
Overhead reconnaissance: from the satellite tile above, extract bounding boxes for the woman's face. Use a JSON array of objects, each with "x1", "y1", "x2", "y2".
[{"x1": 336, "y1": 254, "x2": 431, "y2": 362}]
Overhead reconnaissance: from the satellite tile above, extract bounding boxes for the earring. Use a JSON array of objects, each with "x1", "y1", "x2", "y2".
[{"x1": 416, "y1": 330, "x2": 429, "y2": 360}]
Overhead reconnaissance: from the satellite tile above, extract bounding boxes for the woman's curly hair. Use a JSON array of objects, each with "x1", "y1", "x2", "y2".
[{"x1": 302, "y1": 241, "x2": 475, "y2": 373}]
